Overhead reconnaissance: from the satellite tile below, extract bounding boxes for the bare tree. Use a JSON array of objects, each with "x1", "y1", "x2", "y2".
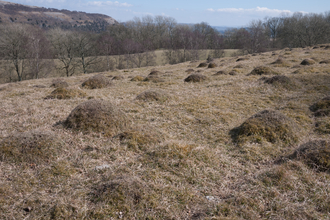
[
  {"x1": 0, "y1": 23, "x2": 30, "y2": 81},
  {"x1": 48, "y1": 28, "x2": 78, "y2": 77}
]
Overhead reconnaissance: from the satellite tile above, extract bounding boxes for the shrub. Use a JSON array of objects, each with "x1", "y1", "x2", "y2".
[
  {"x1": 64, "y1": 99, "x2": 130, "y2": 136},
  {"x1": 300, "y1": 59, "x2": 315, "y2": 65},
  {"x1": 45, "y1": 88, "x2": 87, "y2": 99},
  {"x1": 310, "y1": 97, "x2": 330, "y2": 117},
  {"x1": 248, "y1": 66, "x2": 278, "y2": 75},
  {"x1": 51, "y1": 79, "x2": 69, "y2": 88},
  {"x1": 81, "y1": 74, "x2": 112, "y2": 89},
  {"x1": 230, "y1": 110, "x2": 298, "y2": 144},
  {"x1": 0, "y1": 130, "x2": 61, "y2": 165},
  {"x1": 290, "y1": 140, "x2": 330, "y2": 172},
  {"x1": 135, "y1": 90, "x2": 169, "y2": 102},
  {"x1": 184, "y1": 73, "x2": 207, "y2": 82}
]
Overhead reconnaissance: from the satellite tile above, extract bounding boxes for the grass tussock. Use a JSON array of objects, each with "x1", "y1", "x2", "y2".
[
  {"x1": 82, "y1": 74, "x2": 112, "y2": 89},
  {"x1": 248, "y1": 66, "x2": 278, "y2": 75},
  {"x1": 263, "y1": 75, "x2": 298, "y2": 89},
  {"x1": 135, "y1": 89, "x2": 170, "y2": 102},
  {"x1": 231, "y1": 110, "x2": 299, "y2": 145},
  {"x1": 51, "y1": 79, "x2": 69, "y2": 88},
  {"x1": 143, "y1": 75, "x2": 165, "y2": 83},
  {"x1": 301, "y1": 59, "x2": 316, "y2": 65},
  {"x1": 197, "y1": 62, "x2": 208, "y2": 68},
  {"x1": 208, "y1": 63, "x2": 217, "y2": 68},
  {"x1": 112, "y1": 75, "x2": 124, "y2": 80},
  {"x1": 64, "y1": 99, "x2": 130, "y2": 136},
  {"x1": 184, "y1": 73, "x2": 207, "y2": 82},
  {"x1": 45, "y1": 87, "x2": 87, "y2": 99},
  {"x1": 310, "y1": 96, "x2": 330, "y2": 117},
  {"x1": 271, "y1": 58, "x2": 291, "y2": 67},
  {"x1": 130, "y1": 75, "x2": 144, "y2": 81},
  {"x1": 290, "y1": 140, "x2": 330, "y2": 172}
]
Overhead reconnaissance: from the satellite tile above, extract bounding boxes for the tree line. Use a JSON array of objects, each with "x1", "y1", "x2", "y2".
[{"x1": 1, "y1": 11, "x2": 330, "y2": 82}]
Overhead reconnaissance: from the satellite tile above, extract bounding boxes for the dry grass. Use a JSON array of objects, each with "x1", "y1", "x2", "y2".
[
  {"x1": 135, "y1": 89, "x2": 170, "y2": 102},
  {"x1": 248, "y1": 66, "x2": 279, "y2": 75},
  {"x1": 0, "y1": 47, "x2": 330, "y2": 219},
  {"x1": 82, "y1": 74, "x2": 112, "y2": 89},
  {"x1": 45, "y1": 87, "x2": 87, "y2": 99},
  {"x1": 50, "y1": 79, "x2": 69, "y2": 88},
  {"x1": 184, "y1": 73, "x2": 207, "y2": 82}
]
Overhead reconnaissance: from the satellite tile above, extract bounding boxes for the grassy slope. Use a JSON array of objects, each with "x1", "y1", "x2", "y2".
[{"x1": 0, "y1": 47, "x2": 329, "y2": 219}]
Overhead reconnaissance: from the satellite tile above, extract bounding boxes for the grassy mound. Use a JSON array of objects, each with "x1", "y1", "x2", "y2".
[
  {"x1": 82, "y1": 74, "x2": 112, "y2": 89},
  {"x1": 207, "y1": 63, "x2": 217, "y2": 68},
  {"x1": 148, "y1": 70, "x2": 162, "y2": 76},
  {"x1": 135, "y1": 90, "x2": 169, "y2": 102},
  {"x1": 0, "y1": 130, "x2": 61, "y2": 165},
  {"x1": 184, "y1": 73, "x2": 207, "y2": 82},
  {"x1": 228, "y1": 71, "x2": 238, "y2": 75},
  {"x1": 231, "y1": 110, "x2": 298, "y2": 144},
  {"x1": 301, "y1": 59, "x2": 316, "y2": 65},
  {"x1": 112, "y1": 75, "x2": 124, "y2": 80},
  {"x1": 197, "y1": 62, "x2": 208, "y2": 68},
  {"x1": 236, "y1": 57, "x2": 249, "y2": 62},
  {"x1": 319, "y1": 60, "x2": 330, "y2": 64},
  {"x1": 143, "y1": 75, "x2": 165, "y2": 83},
  {"x1": 290, "y1": 140, "x2": 330, "y2": 172},
  {"x1": 45, "y1": 88, "x2": 87, "y2": 99},
  {"x1": 310, "y1": 96, "x2": 330, "y2": 117},
  {"x1": 271, "y1": 58, "x2": 291, "y2": 67},
  {"x1": 213, "y1": 70, "x2": 227, "y2": 76},
  {"x1": 64, "y1": 99, "x2": 130, "y2": 136},
  {"x1": 263, "y1": 75, "x2": 297, "y2": 89},
  {"x1": 233, "y1": 64, "x2": 244, "y2": 68},
  {"x1": 130, "y1": 76, "x2": 144, "y2": 81},
  {"x1": 248, "y1": 66, "x2": 278, "y2": 75},
  {"x1": 51, "y1": 79, "x2": 69, "y2": 88},
  {"x1": 315, "y1": 118, "x2": 330, "y2": 134}
]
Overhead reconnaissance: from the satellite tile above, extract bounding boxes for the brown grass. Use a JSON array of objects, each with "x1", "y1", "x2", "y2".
[
  {"x1": 184, "y1": 73, "x2": 207, "y2": 82},
  {"x1": 1, "y1": 47, "x2": 330, "y2": 219},
  {"x1": 135, "y1": 89, "x2": 170, "y2": 102},
  {"x1": 130, "y1": 75, "x2": 145, "y2": 81},
  {"x1": 51, "y1": 79, "x2": 69, "y2": 88},
  {"x1": 248, "y1": 66, "x2": 279, "y2": 75},
  {"x1": 301, "y1": 59, "x2": 316, "y2": 65},
  {"x1": 207, "y1": 63, "x2": 217, "y2": 68},
  {"x1": 310, "y1": 96, "x2": 330, "y2": 117},
  {"x1": 197, "y1": 62, "x2": 208, "y2": 68}
]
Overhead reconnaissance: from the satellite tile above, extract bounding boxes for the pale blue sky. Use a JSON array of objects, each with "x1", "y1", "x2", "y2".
[{"x1": 5, "y1": 0, "x2": 330, "y2": 26}]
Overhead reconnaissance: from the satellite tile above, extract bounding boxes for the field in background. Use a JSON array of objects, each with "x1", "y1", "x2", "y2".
[
  {"x1": 0, "y1": 49, "x2": 239, "y2": 84},
  {"x1": 1, "y1": 46, "x2": 329, "y2": 219}
]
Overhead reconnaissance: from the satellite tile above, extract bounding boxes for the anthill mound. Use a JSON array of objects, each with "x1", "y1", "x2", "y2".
[
  {"x1": 0, "y1": 130, "x2": 61, "y2": 165},
  {"x1": 213, "y1": 70, "x2": 227, "y2": 76},
  {"x1": 231, "y1": 110, "x2": 298, "y2": 144},
  {"x1": 81, "y1": 74, "x2": 112, "y2": 89},
  {"x1": 208, "y1": 63, "x2": 217, "y2": 68},
  {"x1": 148, "y1": 70, "x2": 162, "y2": 76},
  {"x1": 301, "y1": 59, "x2": 316, "y2": 65},
  {"x1": 33, "y1": 85, "x2": 47, "y2": 88},
  {"x1": 45, "y1": 88, "x2": 87, "y2": 99},
  {"x1": 248, "y1": 66, "x2": 278, "y2": 75},
  {"x1": 290, "y1": 140, "x2": 330, "y2": 172},
  {"x1": 229, "y1": 71, "x2": 238, "y2": 75},
  {"x1": 319, "y1": 60, "x2": 330, "y2": 64},
  {"x1": 271, "y1": 58, "x2": 290, "y2": 67},
  {"x1": 234, "y1": 64, "x2": 244, "y2": 68},
  {"x1": 64, "y1": 99, "x2": 130, "y2": 136},
  {"x1": 143, "y1": 75, "x2": 165, "y2": 83},
  {"x1": 135, "y1": 90, "x2": 169, "y2": 102},
  {"x1": 263, "y1": 75, "x2": 297, "y2": 89},
  {"x1": 112, "y1": 75, "x2": 124, "y2": 80},
  {"x1": 236, "y1": 57, "x2": 249, "y2": 62},
  {"x1": 184, "y1": 73, "x2": 207, "y2": 82},
  {"x1": 310, "y1": 96, "x2": 330, "y2": 117},
  {"x1": 51, "y1": 79, "x2": 69, "y2": 88},
  {"x1": 197, "y1": 62, "x2": 208, "y2": 68},
  {"x1": 130, "y1": 76, "x2": 144, "y2": 82}
]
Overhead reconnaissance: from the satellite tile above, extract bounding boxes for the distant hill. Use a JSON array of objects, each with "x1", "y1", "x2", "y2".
[{"x1": 0, "y1": 0, "x2": 118, "y2": 32}]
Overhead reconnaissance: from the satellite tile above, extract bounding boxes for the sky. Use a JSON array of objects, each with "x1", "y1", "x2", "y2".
[{"x1": 4, "y1": 0, "x2": 330, "y2": 26}]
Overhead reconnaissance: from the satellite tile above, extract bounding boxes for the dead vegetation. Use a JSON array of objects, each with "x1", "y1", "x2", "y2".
[
  {"x1": 301, "y1": 59, "x2": 316, "y2": 65},
  {"x1": 1, "y1": 46, "x2": 330, "y2": 220},
  {"x1": 248, "y1": 66, "x2": 278, "y2": 75},
  {"x1": 51, "y1": 79, "x2": 69, "y2": 88},
  {"x1": 197, "y1": 62, "x2": 208, "y2": 68}
]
